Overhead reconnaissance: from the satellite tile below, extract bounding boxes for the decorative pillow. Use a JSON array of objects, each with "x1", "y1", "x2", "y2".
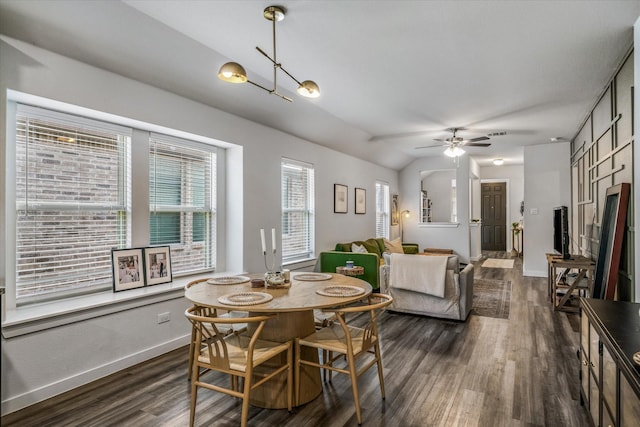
[
  {"x1": 351, "y1": 243, "x2": 368, "y2": 253},
  {"x1": 353, "y1": 240, "x2": 380, "y2": 255},
  {"x1": 384, "y1": 237, "x2": 404, "y2": 254}
]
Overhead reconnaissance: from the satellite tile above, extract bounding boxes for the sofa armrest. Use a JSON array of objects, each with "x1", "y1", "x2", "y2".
[
  {"x1": 319, "y1": 251, "x2": 380, "y2": 290},
  {"x1": 401, "y1": 243, "x2": 419, "y2": 254},
  {"x1": 457, "y1": 263, "x2": 474, "y2": 320}
]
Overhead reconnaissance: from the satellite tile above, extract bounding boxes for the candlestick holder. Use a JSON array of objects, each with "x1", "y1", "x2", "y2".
[{"x1": 263, "y1": 249, "x2": 288, "y2": 288}]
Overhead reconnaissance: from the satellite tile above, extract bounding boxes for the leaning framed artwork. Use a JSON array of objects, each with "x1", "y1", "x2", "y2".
[
  {"x1": 111, "y1": 248, "x2": 145, "y2": 292},
  {"x1": 334, "y1": 184, "x2": 348, "y2": 213},
  {"x1": 144, "y1": 246, "x2": 173, "y2": 286},
  {"x1": 355, "y1": 187, "x2": 366, "y2": 214}
]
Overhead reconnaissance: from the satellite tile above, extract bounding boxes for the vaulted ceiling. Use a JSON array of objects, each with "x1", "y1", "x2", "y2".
[{"x1": 1, "y1": 1, "x2": 638, "y2": 169}]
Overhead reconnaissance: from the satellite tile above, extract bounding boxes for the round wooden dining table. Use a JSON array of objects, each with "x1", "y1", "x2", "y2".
[{"x1": 184, "y1": 271, "x2": 372, "y2": 409}]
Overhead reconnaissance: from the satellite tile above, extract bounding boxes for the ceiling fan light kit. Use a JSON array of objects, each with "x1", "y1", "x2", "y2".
[
  {"x1": 493, "y1": 158, "x2": 504, "y2": 165},
  {"x1": 217, "y1": 5, "x2": 320, "y2": 102},
  {"x1": 444, "y1": 146, "x2": 465, "y2": 158}
]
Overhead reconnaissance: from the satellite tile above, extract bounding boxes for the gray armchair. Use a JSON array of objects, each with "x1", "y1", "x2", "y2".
[{"x1": 379, "y1": 254, "x2": 474, "y2": 321}]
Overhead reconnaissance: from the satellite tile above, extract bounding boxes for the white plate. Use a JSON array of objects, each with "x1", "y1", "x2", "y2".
[
  {"x1": 294, "y1": 273, "x2": 332, "y2": 281},
  {"x1": 207, "y1": 276, "x2": 251, "y2": 285},
  {"x1": 316, "y1": 285, "x2": 365, "y2": 297},
  {"x1": 218, "y1": 292, "x2": 273, "y2": 306}
]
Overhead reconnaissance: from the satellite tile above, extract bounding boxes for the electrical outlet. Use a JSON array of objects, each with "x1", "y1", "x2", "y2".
[{"x1": 157, "y1": 312, "x2": 171, "y2": 324}]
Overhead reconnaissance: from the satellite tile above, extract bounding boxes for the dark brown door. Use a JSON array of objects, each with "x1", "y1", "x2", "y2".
[{"x1": 481, "y1": 182, "x2": 507, "y2": 251}]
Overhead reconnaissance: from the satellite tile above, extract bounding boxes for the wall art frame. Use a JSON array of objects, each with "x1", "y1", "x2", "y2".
[
  {"x1": 334, "y1": 183, "x2": 348, "y2": 213},
  {"x1": 355, "y1": 187, "x2": 366, "y2": 214},
  {"x1": 391, "y1": 194, "x2": 399, "y2": 225}
]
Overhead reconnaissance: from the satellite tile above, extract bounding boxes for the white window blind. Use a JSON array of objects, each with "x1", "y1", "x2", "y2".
[
  {"x1": 375, "y1": 181, "x2": 390, "y2": 238},
  {"x1": 149, "y1": 133, "x2": 216, "y2": 274},
  {"x1": 15, "y1": 105, "x2": 131, "y2": 302},
  {"x1": 281, "y1": 158, "x2": 314, "y2": 262}
]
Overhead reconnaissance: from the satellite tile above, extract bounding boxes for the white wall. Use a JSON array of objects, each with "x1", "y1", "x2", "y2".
[
  {"x1": 522, "y1": 143, "x2": 571, "y2": 276},
  {"x1": 400, "y1": 156, "x2": 471, "y2": 262},
  {"x1": 479, "y1": 164, "x2": 525, "y2": 253},
  {"x1": 0, "y1": 36, "x2": 399, "y2": 413}
]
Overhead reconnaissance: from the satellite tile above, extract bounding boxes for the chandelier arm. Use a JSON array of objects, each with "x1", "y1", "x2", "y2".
[
  {"x1": 246, "y1": 79, "x2": 273, "y2": 94},
  {"x1": 256, "y1": 47, "x2": 302, "y2": 86}
]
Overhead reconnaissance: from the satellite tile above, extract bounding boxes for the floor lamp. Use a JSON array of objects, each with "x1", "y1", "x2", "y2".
[{"x1": 400, "y1": 210, "x2": 410, "y2": 242}]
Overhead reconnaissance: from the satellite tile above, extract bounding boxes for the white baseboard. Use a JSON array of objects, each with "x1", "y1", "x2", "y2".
[
  {"x1": 523, "y1": 268, "x2": 547, "y2": 277},
  {"x1": 1, "y1": 335, "x2": 190, "y2": 416}
]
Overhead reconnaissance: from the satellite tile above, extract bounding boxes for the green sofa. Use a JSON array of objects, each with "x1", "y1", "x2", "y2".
[{"x1": 318, "y1": 238, "x2": 419, "y2": 290}]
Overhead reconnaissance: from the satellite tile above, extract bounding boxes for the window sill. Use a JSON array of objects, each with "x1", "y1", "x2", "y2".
[
  {"x1": 282, "y1": 257, "x2": 317, "y2": 270},
  {"x1": 1, "y1": 272, "x2": 239, "y2": 338}
]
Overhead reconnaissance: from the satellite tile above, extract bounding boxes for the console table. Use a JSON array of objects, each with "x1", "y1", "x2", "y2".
[
  {"x1": 580, "y1": 298, "x2": 640, "y2": 426},
  {"x1": 546, "y1": 253, "x2": 595, "y2": 312}
]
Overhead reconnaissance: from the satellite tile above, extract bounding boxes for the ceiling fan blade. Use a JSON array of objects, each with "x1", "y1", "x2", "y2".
[
  {"x1": 464, "y1": 142, "x2": 492, "y2": 147},
  {"x1": 466, "y1": 136, "x2": 490, "y2": 142},
  {"x1": 415, "y1": 144, "x2": 444, "y2": 150},
  {"x1": 433, "y1": 138, "x2": 446, "y2": 142}
]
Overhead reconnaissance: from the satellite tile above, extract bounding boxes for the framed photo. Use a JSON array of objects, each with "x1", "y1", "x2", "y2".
[
  {"x1": 334, "y1": 183, "x2": 348, "y2": 213},
  {"x1": 355, "y1": 187, "x2": 366, "y2": 214},
  {"x1": 391, "y1": 194, "x2": 399, "y2": 225},
  {"x1": 111, "y1": 248, "x2": 145, "y2": 292},
  {"x1": 144, "y1": 246, "x2": 173, "y2": 286}
]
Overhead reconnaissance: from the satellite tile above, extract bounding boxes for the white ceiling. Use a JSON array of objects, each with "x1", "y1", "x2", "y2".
[{"x1": 1, "y1": 0, "x2": 638, "y2": 170}]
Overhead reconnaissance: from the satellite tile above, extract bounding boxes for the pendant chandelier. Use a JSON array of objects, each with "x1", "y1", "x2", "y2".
[{"x1": 217, "y1": 6, "x2": 320, "y2": 102}]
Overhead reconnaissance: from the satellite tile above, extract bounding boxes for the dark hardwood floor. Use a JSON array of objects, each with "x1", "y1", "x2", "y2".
[{"x1": 1, "y1": 251, "x2": 590, "y2": 426}]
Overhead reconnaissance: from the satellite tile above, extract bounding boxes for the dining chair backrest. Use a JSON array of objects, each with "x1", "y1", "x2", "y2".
[{"x1": 324, "y1": 293, "x2": 392, "y2": 349}]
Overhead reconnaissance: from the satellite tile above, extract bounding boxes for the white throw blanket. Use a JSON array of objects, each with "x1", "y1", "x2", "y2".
[{"x1": 389, "y1": 253, "x2": 448, "y2": 298}]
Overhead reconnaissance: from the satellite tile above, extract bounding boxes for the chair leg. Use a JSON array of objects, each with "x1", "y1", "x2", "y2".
[
  {"x1": 287, "y1": 342, "x2": 293, "y2": 412},
  {"x1": 346, "y1": 351, "x2": 362, "y2": 425},
  {"x1": 374, "y1": 341, "x2": 386, "y2": 399},
  {"x1": 189, "y1": 380, "x2": 198, "y2": 427},
  {"x1": 188, "y1": 328, "x2": 196, "y2": 380},
  {"x1": 241, "y1": 373, "x2": 251, "y2": 427},
  {"x1": 294, "y1": 338, "x2": 301, "y2": 406}
]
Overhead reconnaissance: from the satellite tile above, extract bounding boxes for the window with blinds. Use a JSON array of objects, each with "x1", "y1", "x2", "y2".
[
  {"x1": 15, "y1": 105, "x2": 131, "y2": 302},
  {"x1": 149, "y1": 134, "x2": 216, "y2": 274},
  {"x1": 375, "y1": 181, "x2": 390, "y2": 238},
  {"x1": 281, "y1": 159, "x2": 314, "y2": 262}
]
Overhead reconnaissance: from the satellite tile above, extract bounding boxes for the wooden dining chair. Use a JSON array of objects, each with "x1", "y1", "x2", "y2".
[
  {"x1": 185, "y1": 306, "x2": 293, "y2": 427},
  {"x1": 185, "y1": 278, "x2": 248, "y2": 379},
  {"x1": 295, "y1": 293, "x2": 393, "y2": 425}
]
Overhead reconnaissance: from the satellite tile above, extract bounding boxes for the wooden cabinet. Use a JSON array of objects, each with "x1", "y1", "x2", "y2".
[{"x1": 580, "y1": 299, "x2": 640, "y2": 427}]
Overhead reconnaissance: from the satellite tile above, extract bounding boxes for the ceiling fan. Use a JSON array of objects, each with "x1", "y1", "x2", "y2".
[{"x1": 415, "y1": 127, "x2": 491, "y2": 157}]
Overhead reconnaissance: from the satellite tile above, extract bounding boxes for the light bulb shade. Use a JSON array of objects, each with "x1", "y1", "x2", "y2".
[
  {"x1": 444, "y1": 146, "x2": 465, "y2": 157},
  {"x1": 297, "y1": 80, "x2": 320, "y2": 98},
  {"x1": 218, "y1": 62, "x2": 248, "y2": 83},
  {"x1": 493, "y1": 158, "x2": 504, "y2": 165}
]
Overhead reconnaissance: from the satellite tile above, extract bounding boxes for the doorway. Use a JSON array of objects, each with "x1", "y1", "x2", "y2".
[{"x1": 481, "y1": 182, "x2": 507, "y2": 251}]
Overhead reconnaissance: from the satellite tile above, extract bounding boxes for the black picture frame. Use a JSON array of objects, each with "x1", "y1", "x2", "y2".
[
  {"x1": 334, "y1": 184, "x2": 348, "y2": 213},
  {"x1": 355, "y1": 188, "x2": 366, "y2": 214},
  {"x1": 111, "y1": 248, "x2": 145, "y2": 292},
  {"x1": 592, "y1": 183, "x2": 630, "y2": 300},
  {"x1": 144, "y1": 246, "x2": 173, "y2": 286}
]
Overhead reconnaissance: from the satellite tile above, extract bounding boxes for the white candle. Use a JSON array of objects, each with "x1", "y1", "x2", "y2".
[
  {"x1": 260, "y1": 229, "x2": 266, "y2": 253},
  {"x1": 271, "y1": 228, "x2": 276, "y2": 252}
]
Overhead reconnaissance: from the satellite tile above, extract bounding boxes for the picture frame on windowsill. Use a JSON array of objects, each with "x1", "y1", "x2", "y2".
[
  {"x1": 144, "y1": 246, "x2": 173, "y2": 286},
  {"x1": 112, "y1": 248, "x2": 145, "y2": 292}
]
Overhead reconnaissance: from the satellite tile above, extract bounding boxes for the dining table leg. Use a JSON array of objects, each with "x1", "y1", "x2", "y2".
[{"x1": 248, "y1": 310, "x2": 322, "y2": 408}]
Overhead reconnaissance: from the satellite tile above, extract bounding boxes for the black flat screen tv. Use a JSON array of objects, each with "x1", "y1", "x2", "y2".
[{"x1": 553, "y1": 206, "x2": 570, "y2": 259}]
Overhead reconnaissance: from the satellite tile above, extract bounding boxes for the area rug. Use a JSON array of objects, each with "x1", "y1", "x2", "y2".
[
  {"x1": 471, "y1": 278, "x2": 512, "y2": 319},
  {"x1": 481, "y1": 258, "x2": 514, "y2": 269}
]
